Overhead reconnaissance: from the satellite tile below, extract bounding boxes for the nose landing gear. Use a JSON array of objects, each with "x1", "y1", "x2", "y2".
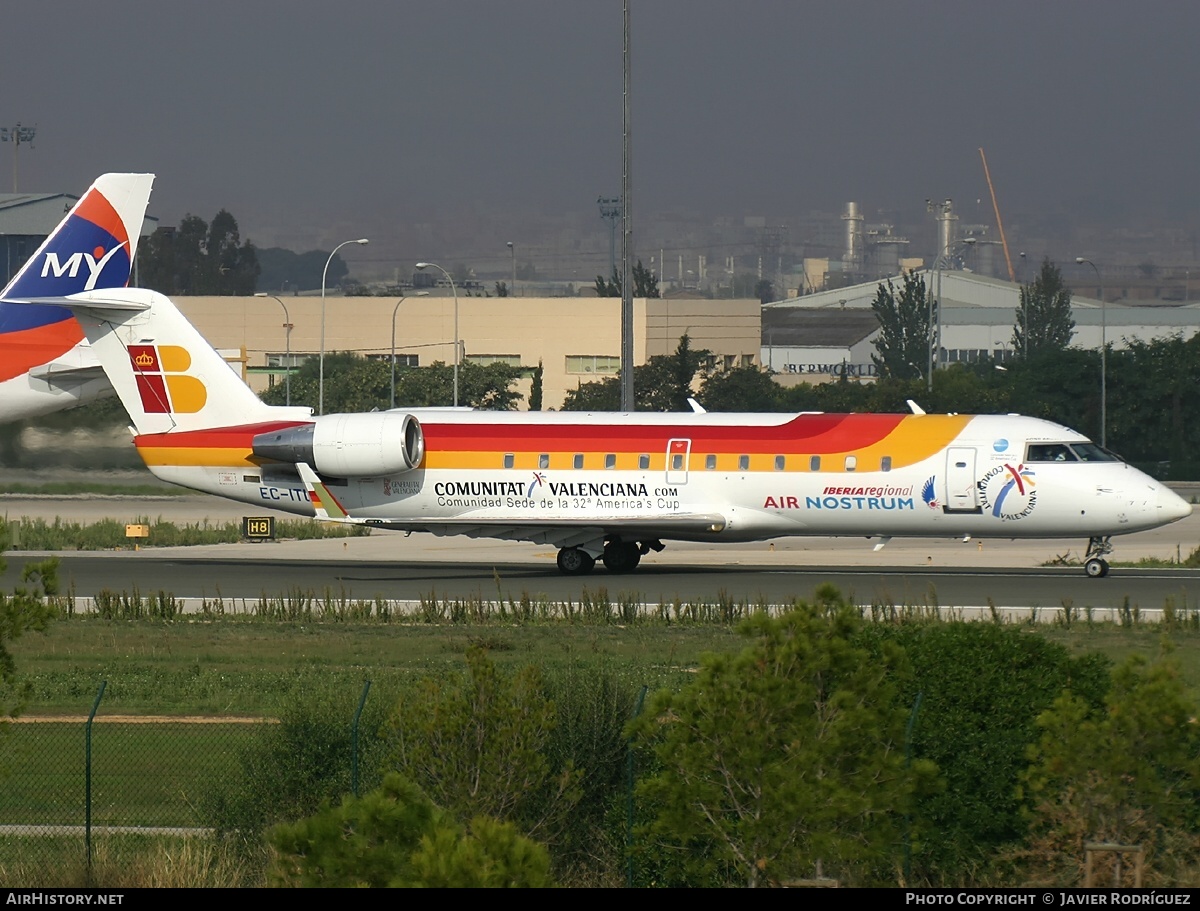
[{"x1": 1083, "y1": 536, "x2": 1112, "y2": 578}]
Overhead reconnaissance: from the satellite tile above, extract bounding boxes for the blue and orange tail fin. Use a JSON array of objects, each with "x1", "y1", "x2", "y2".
[{"x1": 0, "y1": 173, "x2": 154, "y2": 386}]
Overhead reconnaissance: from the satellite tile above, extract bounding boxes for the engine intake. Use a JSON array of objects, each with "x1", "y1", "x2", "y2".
[{"x1": 252, "y1": 412, "x2": 425, "y2": 477}]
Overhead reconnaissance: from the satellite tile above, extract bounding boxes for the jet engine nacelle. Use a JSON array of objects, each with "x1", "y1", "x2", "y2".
[{"x1": 251, "y1": 412, "x2": 425, "y2": 477}]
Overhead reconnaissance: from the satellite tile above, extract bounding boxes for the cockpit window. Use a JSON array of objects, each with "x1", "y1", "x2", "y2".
[
  {"x1": 1026, "y1": 443, "x2": 1079, "y2": 462},
  {"x1": 1070, "y1": 442, "x2": 1120, "y2": 462}
]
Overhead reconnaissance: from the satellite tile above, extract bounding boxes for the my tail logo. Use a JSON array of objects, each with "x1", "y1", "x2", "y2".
[
  {"x1": 41, "y1": 243, "x2": 129, "y2": 291},
  {"x1": 127, "y1": 345, "x2": 207, "y2": 414}
]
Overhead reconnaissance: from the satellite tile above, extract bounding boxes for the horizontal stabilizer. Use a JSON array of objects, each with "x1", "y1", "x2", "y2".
[
  {"x1": 22, "y1": 291, "x2": 152, "y2": 313},
  {"x1": 28, "y1": 362, "x2": 106, "y2": 383}
]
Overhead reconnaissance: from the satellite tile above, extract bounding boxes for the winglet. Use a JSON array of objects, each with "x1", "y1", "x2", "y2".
[
  {"x1": 297, "y1": 462, "x2": 352, "y2": 521},
  {"x1": 906, "y1": 399, "x2": 926, "y2": 415}
]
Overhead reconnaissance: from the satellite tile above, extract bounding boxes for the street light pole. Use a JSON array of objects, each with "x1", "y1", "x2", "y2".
[
  {"x1": 254, "y1": 293, "x2": 292, "y2": 406},
  {"x1": 930, "y1": 237, "x2": 977, "y2": 391},
  {"x1": 1076, "y1": 257, "x2": 1106, "y2": 448},
  {"x1": 507, "y1": 241, "x2": 516, "y2": 297},
  {"x1": 389, "y1": 291, "x2": 429, "y2": 409},
  {"x1": 390, "y1": 296, "x2": 407, "y2": 411},
  {"x1": 320, "y1": 237, "x2": 369, "y2": 415},
  {"x1": 415, "y1": 262, "x2": 460, "y2": 407}
]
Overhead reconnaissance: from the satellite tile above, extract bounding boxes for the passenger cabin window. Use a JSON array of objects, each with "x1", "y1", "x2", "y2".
[
  {"x1": 605, "y1": 453, "x2": 616, "y2": 470},
  {"x1": 539, "y1": 453, "x2": 550, "y2": 469},
  {"x1": 503, "y1": 453, "x2": 514, "y2": 469},
  {"x1": 881, "y1": 456, "x2": 892, "y2": 472},
  {"x1": 844, "y1": 455, "x2": 857, "y2": 472},
  {"x1": 671, "y1": 453, "x2": 685, "y2": 471},
  {"x1": 573, "y1": 454, "x2": 584, "y2": 470},
  {"x1": 774, "y1": 455, "x2": 786, "y2": 471},
  {"x1": 639, "y1": 454, "x2": 650, "y2": 470},
  {"x1": 810, "y1": 456, "x2": 821, "y2": 471},
  {"x1": 705, "y1": 454, "x2": 717, "y2": 470},
  {"x1": 1027, "y1": 443, "x2": 1079, "y2": 462},
  {"x1": 738, "y1": 455, "x2": 750, "y2": 471}
]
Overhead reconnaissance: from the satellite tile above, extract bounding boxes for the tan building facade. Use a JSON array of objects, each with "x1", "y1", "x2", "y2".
[{"x1": 174, "y1": 296, "x2": 761, "y2": 410}]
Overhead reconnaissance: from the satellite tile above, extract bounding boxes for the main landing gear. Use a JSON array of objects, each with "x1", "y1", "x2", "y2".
[
  {"x1": 555, "y1": 538, "x2": 664, "y2": 576},
  {"x1": 1083, "y1": 535, "x2": 1113, "y2": 578}
]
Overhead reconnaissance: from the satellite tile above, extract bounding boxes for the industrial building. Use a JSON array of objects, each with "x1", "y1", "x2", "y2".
[{"x1": 764, "y1": 270, "x2": 1200, "y2": 382}]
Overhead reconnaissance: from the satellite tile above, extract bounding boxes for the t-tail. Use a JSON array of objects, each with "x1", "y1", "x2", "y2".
[
  {"x1": 0, "y1": 173, "x2": 155, "y2": 421},
  {"x1": 44, "y1": 286, "x2": 311, "y2": 436}
]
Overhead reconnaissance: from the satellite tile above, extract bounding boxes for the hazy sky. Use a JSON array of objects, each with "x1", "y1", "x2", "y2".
[{"x1": 6, "y1": 1, "x2": 1199, "y2": 259}]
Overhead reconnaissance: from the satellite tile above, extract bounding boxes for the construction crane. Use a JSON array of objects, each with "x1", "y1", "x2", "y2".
[{"x1": 979, "y1": 147, "x2": 1016, "y2": 283}]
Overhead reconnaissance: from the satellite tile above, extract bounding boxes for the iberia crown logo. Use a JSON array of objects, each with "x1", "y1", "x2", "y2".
[{"x1": 127, "y1": 344, "x2": 207, "y2": 414}]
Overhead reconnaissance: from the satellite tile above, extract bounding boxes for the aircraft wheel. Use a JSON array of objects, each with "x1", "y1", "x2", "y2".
[
  {"x1": 1084, "y1": 557, "x2": 1109, "y2": 578},
  {"x1": 602, "y1": 541, "x2": 641, "y2": 573},
  {"x1": 557, "y1": 547, "x2": 596, "y2": 576}
]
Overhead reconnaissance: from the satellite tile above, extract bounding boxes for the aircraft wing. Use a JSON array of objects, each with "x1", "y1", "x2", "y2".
[
  {"x1": 366, "y1": 513, "x2": 727, "y2": 544},
  {"x1": 294, "y1": 463, "x2": 726, "y2": 551}
]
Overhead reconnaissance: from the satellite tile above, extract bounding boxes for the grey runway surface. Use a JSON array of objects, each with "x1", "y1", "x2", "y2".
[{"x1": 2, "y1": 493, "x2": 1198, "y2": 609}]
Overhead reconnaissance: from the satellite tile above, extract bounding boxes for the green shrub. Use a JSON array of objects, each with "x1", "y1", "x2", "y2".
[
  {"x1": 268, "y1": 773, "x2": 553, "y2": 887},
  {"x1": 202, "y1": 689, "x2": 388, "y2": 851}
]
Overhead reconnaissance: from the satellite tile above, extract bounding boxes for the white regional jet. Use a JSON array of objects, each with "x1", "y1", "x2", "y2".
[
  {"x1": 22, "y1": 284, "x2": 1193, "y2": 578},
  {"x1": 0, "y1": 173, "x2": 154, "y2": 422}
]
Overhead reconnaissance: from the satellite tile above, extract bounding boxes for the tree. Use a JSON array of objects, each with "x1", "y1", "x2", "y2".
[
  {"x1": 637, "y1": 334, "x2": 709, "y2": 411},
  {"x1": 560, "y1": 375, "x2": 621, "y2": 411},
  {"x1": 630, "y1": 589, "x2": 933, "y2": 887},
  {"x1": 871, "y1": 270, "x2": 933, "y2": 380},
  {"x1": 1014, "y1": 258, "x2": 1075, "y2": 357},
  {"x1": 0, "y1": 530, "x2": 56, "y2": 725},
  {"x1": 204, "y1": 691, "x2": 389, "y2": 846},
  {"x1": 385, "y1": 646, "x2": 581, "y2": 842},
  {"x1": 593, "y1": 259, "x2": 659, "y2": 298},
  {"x1": 594, "y1": 271, "x2": 619, "y2": 297},
  {"x1": 494, "y1": 280, "x2": 509, "y2": 297},
  {"x1": 857, "y1": 621, "x2": 1109, "y2": 883},
  {"x1": 560, "y1": 335, "x2": 709, "y2": 412},
  {"x1": 256, "y1": 247, "x2": 348, "y2": 293},
  {"x1": 698, "y1": 364, "x2": 783, "y2": 411},
  {"x1": 269, "y1": 773, "x2": 553, "y2": 887},
  {"x1": 753, "y1": 279, "x2": 775, "y2": 304},
  {"x1": 1018, "y1": 650, "x2": 1200, "y2": 885},
  {"x1": 139, "y1": 210, "x2": 260, "y2": 295},
  {"x1": 528, "y1": 360, "x2": 544, "y2": 412},
  {"x1": 259, "y1": 354, "x2": 523, "y2": 412}
]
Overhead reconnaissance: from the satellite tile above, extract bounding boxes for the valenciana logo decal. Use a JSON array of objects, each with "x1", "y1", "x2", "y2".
[
  {"x1": 527, "y1": 472, "x2": 546, "y2": 497},
  {"x1": 978, "y1": 463, "x2": 1037, "y2": 520}
]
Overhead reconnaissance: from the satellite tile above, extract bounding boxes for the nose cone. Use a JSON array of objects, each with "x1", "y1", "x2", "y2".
[{"x1": 1157, "y1": 486, "x2": 1193, "y2": 524}]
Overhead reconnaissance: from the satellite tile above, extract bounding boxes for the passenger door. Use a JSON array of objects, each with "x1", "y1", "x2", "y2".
[
  {"x1": 944, "y1": 447, "x2": 981, "y2": 512},
  {"x1": 665, "y1": 438, "x2": 691, "y2": 485}
]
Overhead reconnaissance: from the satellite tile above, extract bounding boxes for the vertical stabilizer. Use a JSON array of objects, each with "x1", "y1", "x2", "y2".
[
  {"x1": 59, "y1": 287, "x2": 311, "y2": 435},
  {"x1": 0, "y1": 174, "x2": 155, "y2": 415}
]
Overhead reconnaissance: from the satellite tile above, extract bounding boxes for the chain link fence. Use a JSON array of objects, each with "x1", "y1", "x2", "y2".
[{"x1": 0, "y1": 681, "x2": 374, "y2": 885}]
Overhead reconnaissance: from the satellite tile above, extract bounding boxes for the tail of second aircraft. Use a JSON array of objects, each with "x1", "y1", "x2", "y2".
[
  {"x1": 52, "y1": 287, "x2": 312, "y2": 436},
  {"x1": 0, "y1": 173, "x2": 155, "y2": 420}
]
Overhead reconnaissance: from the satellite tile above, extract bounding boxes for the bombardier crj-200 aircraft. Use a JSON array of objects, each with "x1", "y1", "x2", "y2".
[
  {"x1": 0, "y1": 173, "x2": 154, "y2": 422},
  {"x1": 20, "y1": 282, "x2": 1192, "y2": 578}
]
